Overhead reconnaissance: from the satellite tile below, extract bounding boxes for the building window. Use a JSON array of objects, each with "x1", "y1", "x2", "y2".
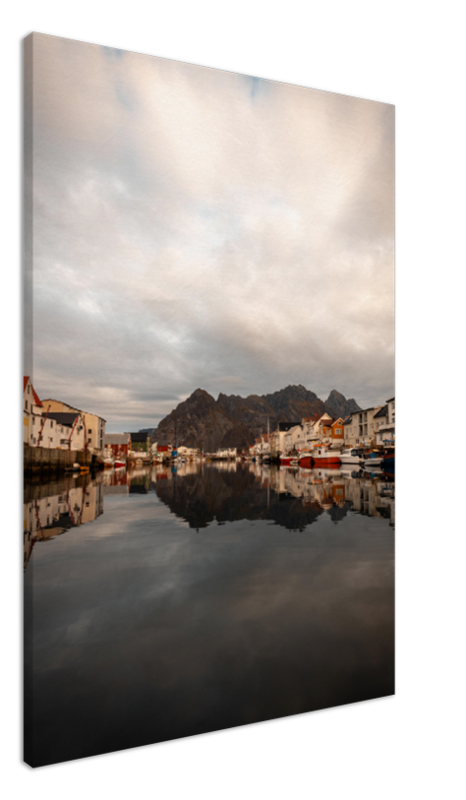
[
  {"x1": 88, "y1": 429, "x2": 92, "y2": 433},
  {"x1": 25, "y1": 400, "x2": 28, "y2": 410}
]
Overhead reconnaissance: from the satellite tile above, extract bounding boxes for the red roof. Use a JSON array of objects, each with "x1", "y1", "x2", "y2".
[{"x1": 23, "y1": 376, "x2": 43, "y2": 407}]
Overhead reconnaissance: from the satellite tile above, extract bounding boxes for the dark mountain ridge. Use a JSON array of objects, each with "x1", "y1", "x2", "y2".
[{"x1": 150, "y1": 384, "x2": 361, "y2": 451}]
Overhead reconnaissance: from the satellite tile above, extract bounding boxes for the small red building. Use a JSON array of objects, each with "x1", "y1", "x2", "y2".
[{"x1": 103, "y1": 433, "x2": 131, "y2": 457}]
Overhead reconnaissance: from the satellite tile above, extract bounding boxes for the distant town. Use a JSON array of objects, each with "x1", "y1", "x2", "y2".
[{"x1": 23, "y1": 376, "x2": 394, "y2": 475}]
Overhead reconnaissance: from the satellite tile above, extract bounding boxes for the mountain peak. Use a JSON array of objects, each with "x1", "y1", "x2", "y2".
[
  {"x1": 152, "y1": 384, "x2": 361, "y2": 450},
  {"x1": 325, "y1": 390, "x2": 361, "y2": 417}
]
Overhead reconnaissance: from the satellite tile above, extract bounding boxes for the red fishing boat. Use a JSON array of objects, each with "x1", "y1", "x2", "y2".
[
  {"x1": 311, "y1": 446, "x2": 341, "y2": 468},
  {"x1": 298, "y1": 446, "x2": 341, "y2": 469},
  {"x1": 297, "y1": 451, "x2": 313, "y2": 469}
]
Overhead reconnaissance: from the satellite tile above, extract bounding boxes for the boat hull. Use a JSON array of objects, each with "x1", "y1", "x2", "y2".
[
  {"x1": 383, "y1": 454, "x2": 395, "y2": 469},
  {"x1": 298, "y1": 455, "x2": 313, "y2": 469},
  {"x1": 312, "y1": 456, "x2": 341, "y2": 467},
  {"x1": 298, "y1": 450, "x2": 341, "y2": 468},
  {"x1": 364, "y1": 457, "x2": 383, "y2": 468}
]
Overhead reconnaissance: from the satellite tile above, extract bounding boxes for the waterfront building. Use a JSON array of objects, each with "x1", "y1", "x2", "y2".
[
  {"x1": 177, "y1": 445, "x2": 200, "y2": 459},
  {"x1": 214, "y1": 448, "x2": 237, "y2": 459},
  {"x1": 156, "y1": 444, "x2": 171, "y2": 461},
  {"x1": 343, "y1": 406, "x2": 383, "y2": 447},
  {"x1": 284, "y1": 424, "x2": 303, "y2": 454},
  {"x1": 374, "y1": 398, "x2": 395, "y2": 445},
  {"x1": 45, "y1": 411, "x2": 86, "y2": 450},
  {"x1": 31, "y1": 411, "x2": 57, "y2": 448},
  {"x1": 23, "y1": 379, "x2": 84, "y2": 452},
  {"x1": 269, "y1": 422, "x2": 300, "y2": 457},
  {"x1": 297, "y1": 413, "x2": 335, "y2": 450},
  {"x1": 127, "y1": 432, "x2": 151, "y2": 453},
  {"x1": 104, "y1": 433, "x2": 132, "y2": 458},
  {"x1": 41, "y1": 398, "x2": 106, "y2": 455},
  {"x1": 23, "y1": 377, "x2": 44, "y2": 444},
  {"x1": 326, "y1": 418, "x2": 345, "y2": 446}
]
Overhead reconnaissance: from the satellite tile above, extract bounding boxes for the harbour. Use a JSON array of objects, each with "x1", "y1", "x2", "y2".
[{"x1": 18, "y1": 27, "x2": 404, "y2": 783}]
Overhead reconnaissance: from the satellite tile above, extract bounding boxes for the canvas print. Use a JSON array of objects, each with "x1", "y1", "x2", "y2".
[{"x1": 23, "y1": 33, "x2": 395, "y2": 767}]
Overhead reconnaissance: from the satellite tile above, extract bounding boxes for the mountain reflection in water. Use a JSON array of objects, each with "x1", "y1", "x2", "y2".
[
  {"x1": 24, "y1": 462, "x2": 395, "y2": 570},
  {"x1": 24, "y1": 462, "x2": 394, "y2": 767},
  {"x1": 151, "y1": 461, "x2": 395, "y2": 531}
]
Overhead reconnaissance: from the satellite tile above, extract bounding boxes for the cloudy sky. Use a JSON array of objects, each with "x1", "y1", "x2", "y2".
[{"x1": 30, "y1": 34, "x2": 394, "y2": 432}]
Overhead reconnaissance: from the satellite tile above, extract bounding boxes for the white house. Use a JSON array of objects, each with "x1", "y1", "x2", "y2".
[
  {"x1": 177, "y1": 445, "x2": 200, "y2": 459},
  {"x1": 44, "y1": 411, "x2": 86, "y2": 450},
  {"x1": 215, "y1": 447, "x2": 237, "y2": 459},
  {"x1": 374, "y1": 398, "x2": 395, "y2": 445},
  {"x1": 284, "y1": 424, "x2": 303, "y2": 454},
  {"x1": 41, "y1": 398, "x2": 106, "y2": 454},
  {"x1": 344, "y1": 406, "x2": 384, "y2": 447}
]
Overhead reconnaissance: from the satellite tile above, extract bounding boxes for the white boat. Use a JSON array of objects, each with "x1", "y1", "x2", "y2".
[
  {"x1": 340, "y1": 448, "x2": 365, "y2": 465},
  {"x1": 363, "y1": 453, "x2": 384, "y2": 468}
]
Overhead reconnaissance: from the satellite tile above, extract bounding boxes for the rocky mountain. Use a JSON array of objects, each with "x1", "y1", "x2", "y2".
[
  {"x1": 325, "y1": 389, "x2": 361, "y2": 418},
  {"x1": 150, "y1": 384, "x2": 361, "y2": 451}
]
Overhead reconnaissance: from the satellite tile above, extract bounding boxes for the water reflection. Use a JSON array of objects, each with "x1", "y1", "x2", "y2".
[
  {"x1": 24, "y1": 463, "x2": 395, "y2": 570},
  {"x1": 24, "y1": 461, "x2": 394, "y2": 767},
  {"x1": 23, "y1": 475, "x2": 104, "y2": 571},
  {"x1": 151, "y1": 461, "x2": 395, "y2": 531}
]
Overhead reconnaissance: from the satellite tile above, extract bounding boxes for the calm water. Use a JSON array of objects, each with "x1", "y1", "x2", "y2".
[{"x1": 24, "y1": 461, "x2": 394, "y2": 767}]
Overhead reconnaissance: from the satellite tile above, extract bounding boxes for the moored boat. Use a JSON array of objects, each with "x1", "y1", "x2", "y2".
[
  {"x1": 363, "y1": 456, "x2": 384, "y2": 468},
  {"x1": 298, "y1": 452, "x2": 313, "y2": 469},
  {"x1": 340, "y1": 448, "x2": 365, "y2": 465},
  {"x1": 298, "y1": 446, "x2": 341, "y2": 468},
  {"x1": 280, "y1": 454, "x2": 293, "y2": 466},
  {"x1": 382, "y1": 448, "x2": 395, "y2": 470}
]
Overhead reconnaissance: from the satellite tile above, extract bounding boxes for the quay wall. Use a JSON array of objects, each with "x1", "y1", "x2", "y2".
[{"x1": 24, "y1": 444, "x2": 93, "y2": 476}]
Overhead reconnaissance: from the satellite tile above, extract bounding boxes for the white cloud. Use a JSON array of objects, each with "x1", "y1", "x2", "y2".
[{"x1": 31, "y1": 34, "x2": 394, "y2": 428}]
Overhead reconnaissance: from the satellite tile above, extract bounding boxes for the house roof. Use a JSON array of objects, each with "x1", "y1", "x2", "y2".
[
  {"x1": 41, "y1": 398, "x2": 106, "y2": 422},
  {"x1": 23, "y1": 376, "x2": 43, "y2": 407},
  {"x1": 104, "y1": 433, "x2": 131, "y2": 445},
  {"x1": 343, "y1": 416, "x2": 352, "y2": 425},
  {"x1": 374, "y1": 405, "x2": 388, "y2": 419},
  {"x1": 46, "y1": 411, "x2": 81, "y2": 427},
  {"x1": 277, "y1": 421, "x2": 300, "y2": 431},
  {"x1": 127, "y1": 432, "x2": 149, "y2": 443}
]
